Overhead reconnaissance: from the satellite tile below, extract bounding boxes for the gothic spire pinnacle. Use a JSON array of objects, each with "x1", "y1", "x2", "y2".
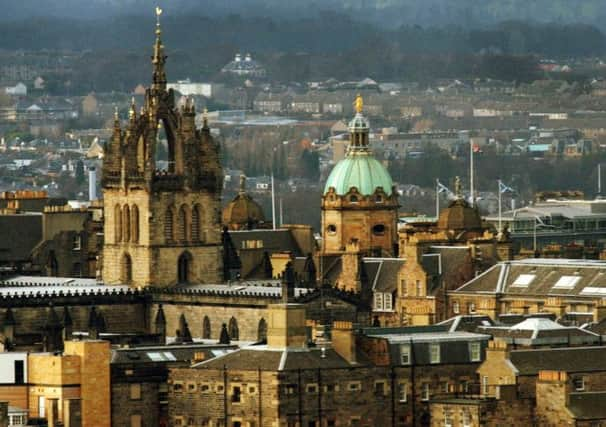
[
  {"x1": 129, "y1": 97, "x2": 137, "y2": 121},
  {"x1": 113, "y1": 106, "x2": 120, "y2": 130},
  {"x1": 152, "y1": 6, "x2": 167, "y2": 90}
]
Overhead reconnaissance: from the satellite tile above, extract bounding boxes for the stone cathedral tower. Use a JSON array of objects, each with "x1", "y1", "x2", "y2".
[
  {"x1": 102, "y1": 10, "x2": 223, "y2": 287},
  {"x1": 322, "y1": 95, "x2": 398, "y2": 257}
]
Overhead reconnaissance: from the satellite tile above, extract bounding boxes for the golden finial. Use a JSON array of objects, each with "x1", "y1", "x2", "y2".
[
  {"x1": 354, "y1": 94, "x2": 363, "y2": 114},
  {"x1": 113, "y1": 106, "x2": 119, "y2": 121},
  {"x1": 155, "y1": 6, "x2": 163, "y2": 34},
  {"x1": 129, "y1": 97, "x2": 136, "y2": 120}
]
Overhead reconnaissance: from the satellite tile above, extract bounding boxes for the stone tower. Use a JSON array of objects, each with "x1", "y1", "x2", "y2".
[
  {"x1": 102, "y1": 11, "x2": 223, "y2": 287},
  {"x1": 321, "y1": 95, "x2": 398, "y2": 257}
]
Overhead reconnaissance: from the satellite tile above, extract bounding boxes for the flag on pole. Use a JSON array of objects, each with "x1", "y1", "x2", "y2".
[{"x1": 499, "y1": 180, "x2": 515, "y2": 194}]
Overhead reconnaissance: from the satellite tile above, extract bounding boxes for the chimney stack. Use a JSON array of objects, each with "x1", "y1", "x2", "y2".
[{"x1": 88, "y1": 166, "x2": 97, "y2": 201}]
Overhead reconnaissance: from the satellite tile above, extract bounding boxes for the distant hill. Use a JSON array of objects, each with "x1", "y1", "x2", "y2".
[{"x1": 3, "y1": 0, "x2": 606, "y2": 30}]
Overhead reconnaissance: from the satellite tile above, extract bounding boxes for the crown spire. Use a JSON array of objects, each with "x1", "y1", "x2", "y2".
[
  {"x1": 152, "y1": 6, "x2": 167, "y2": 90},
  {"x1": 354, "y1": 94, "x2": 363, "y2": 114}
]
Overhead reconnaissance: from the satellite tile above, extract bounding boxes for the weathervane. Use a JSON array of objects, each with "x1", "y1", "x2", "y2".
[{"x1": 155, "y1": 6, "x2": 163, "y2": 34}]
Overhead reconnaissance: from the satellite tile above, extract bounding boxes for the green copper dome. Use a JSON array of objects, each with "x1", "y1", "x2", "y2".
[{"x1": 324, "y1": 153, "x2": 394, "y2": 196}]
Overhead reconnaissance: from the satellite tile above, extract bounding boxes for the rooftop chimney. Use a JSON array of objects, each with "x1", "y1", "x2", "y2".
[{"x1": 88, "y1": 167, "x2": 97, "y2": 201}]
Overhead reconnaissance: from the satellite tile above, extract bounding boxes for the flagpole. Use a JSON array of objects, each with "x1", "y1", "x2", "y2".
[
  {"x1": 279, "y1": 197, "x2": 283, "y2": 227},
  {"x1": 436, "y1": 179, "x2": 440, "y2": 218},
  {"x1": 498, "y1": 179, "x2": 502, "y2": 231},
  {"x1": 271, "y1": 174, "x2": 276, "y2": 230},
  {"x1": 470, "y1": 140, "x2": 474, "y2": 207}
]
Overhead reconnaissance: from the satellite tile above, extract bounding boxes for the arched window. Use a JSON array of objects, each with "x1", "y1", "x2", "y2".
[
  {"x1": 372, "y1": 224, "x2": 386, "y2": 236},
  {"x1": 121, "y1": 253, "x2": 132, "y2": 284},
  {"x1": 228, "y1": 317, "x2": 239, "y2": 341},
  {"x1": 202, "y1": 316, "x2": 211, "y2": 339},
  {"x1": 164, "y1": 207, "x2": 174, "y2": 242},
  {"x1": 131, "y1": 204, "x2": 139, "y2": 243},
  {"x1": 191, "y1": 204, "x2": 201, "y2": 242},
  {"x1": 47, "y1": 251, "x2": 58, "y2": 276},
  {"x1": 177, "y1": 205, "x2": 187, "y2": 242},
  {"x1": 257, "y1": 318, "x2": 267, "y2": 342},
  {"x1": 178, "y1": 252, "x2": 192, "y2": 284},
  {"x1": 114, "y1": 204, "x2": 122, "y2": 243},
  {"x1": 123, "y1": 205, "x2": 131, "y2": 242}
]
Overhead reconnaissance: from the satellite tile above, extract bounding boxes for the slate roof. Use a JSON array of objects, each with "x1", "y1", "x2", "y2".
[
  {"x1": 111, "y1": 344, "x2": 236, "y2": 365},
  {"x1": 229, "y1": 229, "x2": 304, "y2": 256},
  {"x1": 194, "y1": 347, "x2": 353, "y2": 371},
  {"x1": 568, "y1": 392, "x2": 606, "y2": 420},
  {"x1": 453, "y1": 258, "x2": 606, "y2": 298},
  {"x1": 363, "y1": 258, "x2": 404, "y2": 293},
  {"x1": 509, "y1": 346, "x2": 606, "y2": 375},
  {"x1": 0, "y1": 214, "x2": 42, "y2": 262}
]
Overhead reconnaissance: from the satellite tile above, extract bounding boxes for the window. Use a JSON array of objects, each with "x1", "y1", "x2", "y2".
[
  {"x1": 130, "y1": 415, "x2": 142, "y2": 427},
  {"x1": 452, "y1": 301, "x2": 460, "y2": 314},
  {"x1": 400, "y1": 344, "x2": 411, "y2": 365},
  {"x1": 178, "y1": 252, "x2": 191, "y2": 284},
  {"x1": 187, "y1": 382, "x2": 196, "y2": 393},
  {"x1": 115, "y1": 204, "x2": 122, "y2": 243},
  {"x1": 441, "y1": 382, "x2": 449, "y2": 393},
  {"x1": 375, "y1": 195, "x2": 384, "y2": 203},
  {"x1": 123, "y1": 205, "x2": 131, "y2": 242},
  {"x1": 573, "y1": 376, "x2": 585, "y2": 391},
  {"x1": 178, "y1": 206, "x2": 187, "y2": 241},
  {"x1": 482, "y1": 376, "x2": 489, "y2": 395},
  {"x1": 306, "y1": 384, "x2": 318, "y2": 393},
  {"x1": 191, "y1": 205, "x2": 201, "y2": 241},
  {"x1": 72, "y1": 235, "x2": 82, "y2": 250},
  {"x1": 421, "y1": 383, "x2": 430, "y2": 401},
  {"x1": 165, "y1": 207, "x2": 174, "y2": 241},
  {"x1": 374, "y1": 293, "x2": 383, "y2": 311},
  {"x1": 327, "y1": 224, "x2": 337, "y2": 234},
  {"x1": 416, "y1": 280, "x2": 422, "y2": 296},
  {"x1": 130, "y1": 383, "x2": 141, "y2": 400},
  {"x1": 248, "y1": 386, "x2": 257, "y2": 394},
  {"x1": 553, "y1": 276, "x2": 581, "y2": 289},
  {"x1": 460, "y1": 380, "x2": 469, "y2": 393},
  {"x1": 398, "y1": 382, "x2": 407, "y2": 402},
  {"x1": 429, "y1": 344, "x2": 440, "y2": 364},
  {"x1": 469, "y1": 342, "x2": 481, "y2": 362},
  {"x1": 512, "y1": 274, "x2": 535, "y2": 287},
  {"x1": 173, "y1": 383, "x2": 184, "y2": 392},
  {"x1": 372, "y1": 224, "x2": 386, "y2": 235},
  {"x1": 384, "y1": 293, "x2": 393, "y2": 311},
  {"x1": 229, "y1": 317, "x2": 239, "y2": 341},
  {"x1": 374, "y1": 381, "x2": 386, "y2": 396},
  {"x1": 349, "y1": 195, "x2": 358, "y2": 203},
  {"x1": 122, "y1": 253, "x2": 132, "y2": 284},
  {"x1": 14, "y1": 360, "x2": 24, "y2": 384},
  {"x1": 468, "y1": 303, "x2": 476, "y2": 314},
  {"x1": 324, "y1": 384, "x2": 337, "y2": 393},
  {"x1": 232, "y1": 386, "x2": 242, "y2": 403},
  {"x1": 444, "y1": 410, "x2": 453, "y2": 427},
  {"x1": 131, "y1": 205, "x2": 139, "y2": 243},
  {"x1": 348, "y1": 382, "x2": 361, "y2": 392},
  {"x1": 203, "y1": 316, "x2": 211, "y2": 339},
  {"x1": 283, "y1": 384, "x2": 297, "y2": 395},
  {"x1": 200, "y1": 383, "x2": 211, "y2": 393}
]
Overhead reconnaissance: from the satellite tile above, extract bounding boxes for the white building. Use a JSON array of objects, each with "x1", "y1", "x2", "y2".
[{"x1": 167, "y1": 79, "x2": 213, "y2": 98}]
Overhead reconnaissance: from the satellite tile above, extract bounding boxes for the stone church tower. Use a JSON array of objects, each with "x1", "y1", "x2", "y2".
[
  {"x1": 102, "y1": 12, "x2": 223, "y2": 287},
  {"x1": 322, "y1": 96, "x2": 398, "y2": 257}
]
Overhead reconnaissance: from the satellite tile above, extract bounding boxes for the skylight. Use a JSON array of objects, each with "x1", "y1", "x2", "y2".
[
  {"x1": 147, "y1": 351, "x2": 177, "y2": 362},
  {"x1": 552, "y1": 276, "x2": 581, "y2": 289},
  {"x1": 512, "y1": 274, "x2": 535, "y2": 287},
  {"x1": 580, "y1": 287, "x2": 606, "y2": 296}
]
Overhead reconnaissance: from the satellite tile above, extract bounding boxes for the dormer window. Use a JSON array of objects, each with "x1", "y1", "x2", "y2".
[
  {"x1": 375, "y1": 195, "x2": 383, "y2": 203},
  {"x1": 349, "y1": 195, "x2": 359, "y2": 203}
]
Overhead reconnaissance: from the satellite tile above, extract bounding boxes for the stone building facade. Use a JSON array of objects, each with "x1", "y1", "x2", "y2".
[{"x1": 102, "y1": 16, "x2": 223, "y2": 287}]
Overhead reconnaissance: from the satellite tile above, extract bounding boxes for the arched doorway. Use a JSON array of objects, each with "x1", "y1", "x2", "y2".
[{"x1": 228, "y1": 317, "x2": 239, "y2": 341}]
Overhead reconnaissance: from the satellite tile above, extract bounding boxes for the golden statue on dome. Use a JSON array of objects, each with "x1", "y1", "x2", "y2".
[{"x1": 354, "y1": 94, "x2": 363, "y2": 114}]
